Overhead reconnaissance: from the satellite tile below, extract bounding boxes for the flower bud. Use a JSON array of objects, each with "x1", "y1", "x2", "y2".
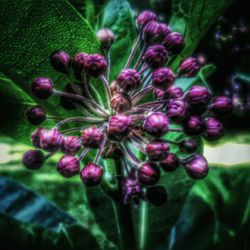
[
  {"x1": 136, "y1": 11, "x2": 158, "y2": 30},
  {"x1": 86, "y1": 54, "x2": 107, "y2": 78},
  {"x1": 50, "y1": 50, "x2": 71, "y2": 74},
  {"x1": 110, "y1": 80, "x2": 119, "y2": 96},
  {"x1": 96, "y1": 28, "x2": 115, "y2": 50},
  {"x1": 203, "y1": 117, "x2": 224, "y2": 140},
  {"x1": 183, "y1": 154, "x2": 208, "y2": 179},
  {"x1": 116, "y1": 69, "x2": 141, "y2": 92},
  {"x1": 80, "y1": 163, "x2": 103, "y2": 186},
  {"x1": 146, "y1": 186, "x2": 167, "y2": 206},
  {"x1": 22, "y1": 150, "x2": 45, "y2": 170},
  {"x1": 108, "y1": 114, "x2": 133, "y2": 141},
  {"x1": 57, "y1": 155, "x2": 80, "y2": 178},
  {"x1": 179, "y1": 57, "x2": 200, "y2": 77},
  {"x1": 110, "y1": 92, "x2": 132, "y2": 113},
  {"x1": 143, "y1": 45, "x2": 168, "y2": 69},
  {"x1": 72, "y1": 52, "x2": 89, "y2": 74},
  {"x1": 185, "y1": 86, "x2": 211, "y2": 107},
  {"x1": 144, "y1": 112, "x2": 169, "y2": 137},
  {"x1": 179, "y1": 138, "x2": 198, "y2": 153},
  {"x1": 166, "y1": 99, "x2": 188, "y2": 122},
  {"x1": 25, "y1": 105, "x2": 46, "y2": 125},
  {"x1": 31, "y1": 78, "x2": 53, "y2": 99},
  {"x1": 159, "y1": 153, "x2": 180, "y2": 172},
  {"x1": 182, "y1": 115, "x2": 205, "y2": 136},
  {"x1": 165, "y1": 86, "x2": 184, "y2": 99},
  {"x1": 209, "y1": 96, "x2": 233, "y2": 118},
  {"x1": 154, "y1": 88, "x2": 166, "y2": 99},
  {"x1": 31, "y1": 127, "x2": 45, "y2": 148},
  {"x1": 152, "y1": 67, "x2": 175, "y2": 90},
  {"x1": 138, "y1": 162, "x2": 160, "y2": 185},
  {"x1": 163, "y1": 32, "x2": 185, "y2": 54},
  {"x1": 62, "y1": 136, "x2": 81, "y2": 155},
  {"x1": 145, "y1": 140, "x2": 170, "y2": 161},
  {"x1": 39, "y1": 128, "x2": 63, "y2": 152},
  {"x1": 81, "y1": 126, "x2": 104, "y2": 148}
]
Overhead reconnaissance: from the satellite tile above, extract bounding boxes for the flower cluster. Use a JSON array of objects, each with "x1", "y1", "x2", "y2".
[{"x1": 23, "y1": 10, "x2": 233, "y2": 207}]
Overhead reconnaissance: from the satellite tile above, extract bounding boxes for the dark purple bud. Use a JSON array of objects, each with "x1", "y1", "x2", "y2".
[
  {"x1": 25, "y1": 105, "x2": 46, "y2": 125},
  {"x1": 50, "y1": 50, "x2": 71, "y2": 74},
  {"x1": 39, "y1": 128, "x2": 63, "y2": 152},
  {"x1": 81, "y1": 126, "x2": 104, "y2": 148},
  {"x1": 182, "y1": 115, "x2": 205, "y2": 136},
  {"x1": 165, "y1": 86, "x2": 184, "y2": 99},
  {"x1": 62, "y1": 136, "x2": 81, "y2": 155},
  {"x1": 136, "y1": 11, "x2": 158, "y2": 30},
  {"x1": 179, "y1": 57, "x2": 201, "y2": 77},
  {"x1": 146, "y1": 185, "x2": 167, "y2": 206},
  {"x1": 72, "y1": 52, "x2": 89, "y2": 74},
  {"x1": 108, "y1": 114, "x2": 133, "y2": 141},
  {"x1": 179, "y1": 138, "x2": 198, "y2": 153},
  {"x1": 159, "y1": 153, "x2": 180, "y2": 172},
  {"x1": 31, "y1": 78, "x2": 53, "y2": 99},
  {"x1": 80, "y1": 163, "x2": 103, "y2": 186},
  {"x1": 144, "y1": 112, "x2": 169, "y2": 137},
  {"x1": 185, "y1": 86, "x2": 211, "y2": 107},
  {"x1": 209, "y1": 96, "x2": 233, "y2": 117},
  {"x1": 123, "y1": 177, "x2": 143, "y2": 206},
  {"x1": 183, "y1": 154, "x2": 208, "y2": 179},
  {"x1": 163, "y1": 32, "x2": 185, "y2": 54},
  {"x1": 22, "y1": 150, "x2": 45, "y2": 170},
  {"x1": 203, "y1": 117, "x2": 224, "y2": 141},
  {"x1": 143, "y1": 45, "x2": 168, "y2": 69},
  {"x1": 138, "y1": 162, "x2": 160, "y2": 185},
  {"x1": 166, "y1": 99, "x2": 189, "y2": 122},
  {"x1": 145, "y1": 140, "x2": 170, "y2": 161},
  {"x1": 154, "y1": 88, "x2": 166, "y2": 99},
  {"x1": 86, "y1": 54, "x2": 107, "y2": 78},
  {"x1": 96, "y1": 28, "x2": 115, "y2": 50},
  {"x1": 152, "y1": 67, "x2": 176, "y2": 90},
  {"x1": 57, "y1": 155, "x2": 80, "y2": 178},
  {"x1": 110, "y1": 92, "x2": 132, "y2": 113},
  {"x1": 116, "y1": 69, "x2": 141, "y2": 92},
  {"x1": 31, "y1": 127, "x2": 45, "y2": 148}
]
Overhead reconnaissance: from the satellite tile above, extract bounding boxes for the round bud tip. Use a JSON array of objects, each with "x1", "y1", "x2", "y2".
[
  {"x1": 87, "y1": 54, "x2": 107, "y2": 78},
  {"x1": 138, "y1": 162, "x2": 160, "y2": 185},
  {"x1": 182, "y1": 115, "x2": 205, "y2": 136},
  {"x1": 50, "y1": 50, "x2": 71, "y2": 74},
  {"x1": 96, "y1": 28, "x2": 115, "y2": 50},
  {"x1": 152, "y1": 67, "x2": 175, "y2": 90},
  {"x1": 81, "y1": 126, "x2": 104, "y2": 148},
  {"x1": 80, "y1": 163, "x2": 103, "y2": 186},
  {"x1": 116, "y1": 69, "x2": 141, "y2": 92},
  {"x1": 31, "y1": 77, "x2": 53, "y2": 99},
  {"x1": 209, "y1": 96, "x2": 233, "y2": 118},
  {"x1": 22, "y1": 150, "x2": 45, "y2": 170},
  {"x1": 57, "y1": 155, "x2": 80, "y2": 178},
  {"x1": 179, "y1": 57, "x2": 201, "y2": 77},
  {"x1": 166, "y1": 99, "x2": 189, "y2": 123},
  {"x1": 203, "y1": 117, "x2": 224, "y2": 141},
  {"x1": 163, "y1": 32, "x2": 185, "y2": 54},
  {"x1": 62, "y1": 136, "x2": 82, "y2": 155},
  {"x1": 145, "y1": 140, "x2": 170, "y2": 161},
  {"x1": 136, "y1": 11, "x2": 158, "y2": 30},
  {"x1": 179, "y1": 138, "x2": 198, "y2": 153},
  {"x1": 159, "y1": 153, "x2": 180, "y2": 172},
  {"x1": 110, "y1": 92, "x2": 132, "y2": 113},
  {"x1": 25, "y1": 105, "x2": 46, "y2": 125}
]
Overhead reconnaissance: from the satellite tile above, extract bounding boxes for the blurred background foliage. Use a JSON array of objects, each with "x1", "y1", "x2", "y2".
[{"x1": 0, "y1": 0, "x2": 249, "y2": 249}]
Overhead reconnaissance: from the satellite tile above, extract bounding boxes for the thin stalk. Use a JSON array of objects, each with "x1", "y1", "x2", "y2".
[
  {"x1": 132, "y1": 86, "x2": 154, "y2": 104},
  {"x1": 100, "y1": 75, "x2": 112, "y2": 105},
  {"x1": 80, "y1": 73, "x2": 95, "y2": 101},
  {"x1": 134, "y1": 45, "x2": 146, "y2": 70},
  {"x1": 169, "y1": 128, "x2": 183, "y2": 132},
  {"x1": 79, "y1": 147, "x2": 90, "y2": 161},
  {"x1": 106, "y1": 51, "x2": 111, "y2": 81},
  {"x1": 60, "y1": 126, "x2": 86, "y2": 135},
  {"x1": 133, "y1": 100, "x2": 168, "y2": 109},
  {"x1": 121, "y1": 142, "x2": 141, "y2": 166},
  {"x1": 94, "y1": 136, "x2": 107, "y2": 163},
  {"x1": 55, "y1": 117, "x2": 104, "y2": 128}
]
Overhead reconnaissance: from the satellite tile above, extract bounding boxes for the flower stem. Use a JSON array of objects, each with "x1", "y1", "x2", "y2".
[{"x1": 100, "y1": 75, "x2": 112, "y2": 105}]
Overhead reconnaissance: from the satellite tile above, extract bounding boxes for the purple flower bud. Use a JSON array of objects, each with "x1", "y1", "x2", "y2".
[
  {"x1": 143, "y1": 45, "x2": 168, "y2": 69},
  {"x1": 110, "y1": 80, "x2": 119, "y2": 96},
  {"x1": 108, "y1": 114, "x2": 133, "y2": 141},
  {"x1": 144, "y1": 112, "x2": 169, "y2": 137},
  {"x1": 110, "y1": 92, "x2": 132, "y2": 113},
  {"x1": 57, "y1": 155, "x2": 80, "y2": 178},
  {"x1": 166, "y1": 99, "x2": 189, "y2": 122},
  {"x1": 182, "y1": 115, "x2": 205, "y2": 136},
  {"x1": 81, "y1": 126, "x2": 104, "y2": 148},
  {"x1": 72, "y1": 52, "x2": 89, "y2": 74},
  {"x1": 86, "y1": 54, "x2": 107, "y2": 78},
  {"x1": 22, "y1": 150, "x2": 45, "y2": 170},
  {"x1": 31, "y1": 127, "x2": 45, "y2": 148},
  {"x1": 152, "y1": 67, "x2": 176, "y2": 90},
  {"x1": 165, "y1": 86, "x2": 184, "y2": 99},
  {"x1": 203, "y1": 117, "x2": 224, "y2": 140},
  {"x1": 62, "y1": 136, "x2": 81, "y2": 155},
  {"x1": 138, "y1": 162, "x2": 160, "y2": 185},
  {"x1": 50, "y1": 50, "x2": 71, "y2": 74},
  {"x1": 116, "y1": 69, "x2": 141, "y2": 92},
  {"x1": 25, "y1": 105, "x2": 46, "y2": 125},
  {"x1": 163, "y1": 32, "x2": 185, "y2": 54},
  {"x1": 31, "y1": 78, "x2": 53, "y2": 99},
  {"x1": 39, "y1": 128, "x2": 63, "y2": 152},
  {"x1": 185, "y1": 86, "x2": 211, "y2": 107},
  {"x1": 154, "y1": 88, "x2": 166, "y2": 99},
  {"x1": 145, "y1": 140, "x2": 170, "y2": 161},
  {"x1": 183, "y1": 154, "x2": 208, "y2": 179},
  {"x1": 146, "y1": 185, "x2": 167, "y2": 206},
  {"x1": 209, "y1": 96, "x2": 233, "y2": 117},
  {"x1": 136, "y1": 11, "x2": 158, "y2": 30},
  {"x1": 179, "y1": 57, "x2": 200, "y2": 77},
  {"x1": 179, "y1": 138, "x2": 198, "y2": 153},
  {"x1": 159, "y1": 153, "x2": 180, "y2": 172},
  {"x1": 96, "y1": 28, "x2": 115, "y2": 50},
  {"x1": 80, "y1": 163, "x2": 103, "y2": 186}
]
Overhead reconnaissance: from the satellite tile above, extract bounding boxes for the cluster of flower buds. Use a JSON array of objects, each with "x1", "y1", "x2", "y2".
[{"x1": 23, "y1": 10, "x2": 233, "y2": 208}]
